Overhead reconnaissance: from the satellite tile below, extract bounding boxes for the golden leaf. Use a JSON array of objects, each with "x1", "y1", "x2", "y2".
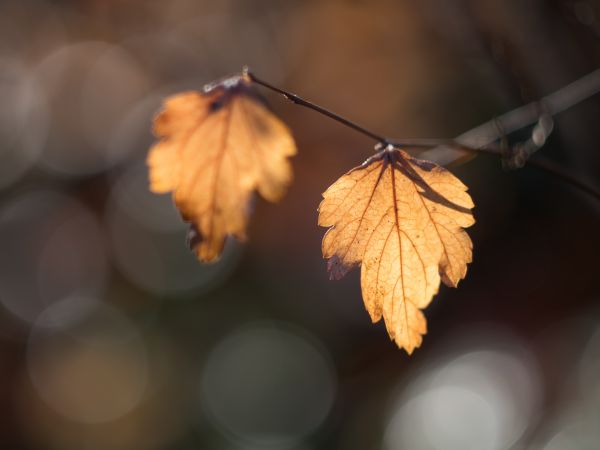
[
  {"x1": 147, "y1": 74, "x2": 296, "y2": 262},
  {"x1": 318, "y1": 147, "x2": 475, "y2": 353}
]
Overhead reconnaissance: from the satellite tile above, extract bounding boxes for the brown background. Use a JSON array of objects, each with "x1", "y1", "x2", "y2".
[{"x1": 0, "y1": 0, "x2": 599, "y2": 449}]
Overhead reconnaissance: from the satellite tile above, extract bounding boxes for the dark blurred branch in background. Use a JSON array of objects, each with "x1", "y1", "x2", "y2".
[
  {"x1": 423, "y1": 67, "x2": 600, "y2": 161},
  {"x1": 248, "y1": 67, "x2": 600, "y2": 202}
]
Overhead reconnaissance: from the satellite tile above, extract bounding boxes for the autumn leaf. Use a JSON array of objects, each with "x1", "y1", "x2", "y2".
[
  {"x1": 318, "y1": 147, "x2": 475, "y2": 353},
  {"x1": 147, "y1": 73, "x2": 297, "y2": 262}
]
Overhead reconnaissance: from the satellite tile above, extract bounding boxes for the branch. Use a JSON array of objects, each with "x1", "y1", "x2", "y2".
[
  {"x1": 246, "y1": 68, "x2": 444, "y2": 149},
  {"x1": 245, "y1": 67, "x2": 600, "y2": 203},
  {"x1": 418, "y1": 68, "x2": 600, "y2": 164},
  {"x1": 246, "y1": 69, "x2": 387, "y2": 144},
  {"x1": 462, "y1": 68, "x2": 600, "y2": 147}
]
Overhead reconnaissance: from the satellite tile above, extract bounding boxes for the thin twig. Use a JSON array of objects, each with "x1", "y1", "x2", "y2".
[
  {"x1": 247, "y1": 70, "x2": 388, "y2": 144},
  {"x1": 245, "y1": 67, "x2": 600, "y2": 203},
  {"x1": 420, "y1": 68, "x2": 600, "y2": 164},
  {"x1": 248, "y1": 70, "x2": 467, "y2": 149},
  {"x1": 462, "y1": 68, "x2": 600, "y2": 146}
]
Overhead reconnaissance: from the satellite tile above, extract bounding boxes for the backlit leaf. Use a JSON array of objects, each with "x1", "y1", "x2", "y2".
[
  {"x1": 318, "y1": 147, "x2": 475, "y2": 353},
  {"x1": 147, "y1": 74, "x2": 296, "y2": 262}
]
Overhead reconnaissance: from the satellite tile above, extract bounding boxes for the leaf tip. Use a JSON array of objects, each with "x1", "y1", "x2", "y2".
[
  {"x1": 326, "y1": 255, "x2": 351, "y2": 280},
  {"x1": 186, "y1": 224, "x2": 222, "y2": 263}
]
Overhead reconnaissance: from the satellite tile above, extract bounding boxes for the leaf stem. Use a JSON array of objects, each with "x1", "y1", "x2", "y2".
[{"x1": 245, "y1": 67, "x2": 600, "y2": 203}]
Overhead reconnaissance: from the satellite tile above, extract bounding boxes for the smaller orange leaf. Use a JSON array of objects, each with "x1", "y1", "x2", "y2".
[
  {"x1": 147, "y1": 73, "x2": 296, "y2": 262},
  {"x1": 318, "y1": 147, "x2": 475, "y2": 353}
]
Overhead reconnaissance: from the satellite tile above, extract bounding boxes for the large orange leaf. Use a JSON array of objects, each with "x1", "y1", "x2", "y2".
[
  {"x1": 147, "y1": 74, "x2": 296, "y2": 261},
  {"x1": 318, "y1": 147, "x2": 475, "y2": 353}
]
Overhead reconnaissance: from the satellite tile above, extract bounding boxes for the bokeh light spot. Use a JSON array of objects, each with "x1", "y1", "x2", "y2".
[
  {"x1": 106, "y1": 162, "x2": 241, "y2": 296},
  {"x1": 200, "y1": 322, "x2": 337, "y2": 447},
  {"x1": 0, "y1": 190, "x2": 108, "y2": 326},
  {"x1": 384, "y1": 334, "x2": 542, "y2": 450},
  {"x1": 27, "y1": 301, "x2": 148, "y2": 424}
]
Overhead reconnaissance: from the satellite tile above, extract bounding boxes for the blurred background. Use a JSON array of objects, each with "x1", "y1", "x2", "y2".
[{"x1": 0, "y1": 0, "x2": 599, "y2": 449}]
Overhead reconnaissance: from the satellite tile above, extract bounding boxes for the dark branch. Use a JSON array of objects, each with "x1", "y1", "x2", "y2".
[
  {"x1": 244, "y1": 66, "x2": 600, "y2": 203},
  {"x1": 246, "y1": 69, "x2": 388, "y2": 144}
]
